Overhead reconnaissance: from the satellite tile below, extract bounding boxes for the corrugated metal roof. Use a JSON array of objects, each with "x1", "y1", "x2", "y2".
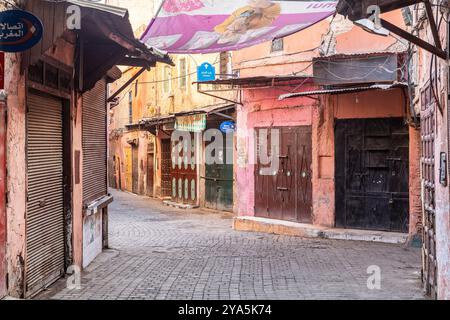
[
  {"x1": 278, "y1": 83, "x2": 408, "y2": 100},
  {"x1": 314, "y1": 52, "x2": 401, "y2": 61},
  {"x1": 194, "y1": 76, "x2": 309, "y2": 86},
  {"x1": 175, "y1": 103, "x2": 235, "y2": 116}
]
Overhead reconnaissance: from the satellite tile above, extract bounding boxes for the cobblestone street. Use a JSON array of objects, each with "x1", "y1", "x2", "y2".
[{"x1": 41, "y1": 190, "x2": 424, "y2": 300}]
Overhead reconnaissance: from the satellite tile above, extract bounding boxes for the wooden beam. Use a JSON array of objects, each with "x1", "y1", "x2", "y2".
[
  {"x1": 337, "y1": 0, "x2": 423, "y2": 20},
  {"x1": 424, "y1": 0, "x2": 442, "y2": 50},
  {"x1": 107, "y1": 67, "x2": 147, "y2": 103},
  {"x1": 380, "y1": 18, "x2": 447, "y2": 60},
  {"x1": 118, "y1": 57, "x2": 156, "y2": 68}
]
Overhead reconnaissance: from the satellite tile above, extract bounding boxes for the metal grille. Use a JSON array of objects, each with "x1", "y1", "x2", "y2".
[
  {"x1": 421, "y1": 84, "x2": 437, "y2": 299},
  {"x1": 26, "y1": 92, "x2": 65, "y2": 297},
  {"x1": 82, "y1": 79, "x2": 107, "y2": 205}
]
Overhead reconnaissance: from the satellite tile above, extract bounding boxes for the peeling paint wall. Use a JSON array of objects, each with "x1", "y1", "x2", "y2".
[
  {"x1": 413, "y1": 3, "x2": 450, "y2": 300},
  {"x1": 5, "y1": 51, "x2": 27, "y2": 298},
  {"x1": 236, "y1": 85, "x2": 420, "y2": 236}
]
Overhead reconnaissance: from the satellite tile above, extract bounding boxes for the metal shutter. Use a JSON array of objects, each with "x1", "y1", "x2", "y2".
[
  {"x1": 83, "y1": 79, "x2": 107, "y2": 204},
  {"x1": 26, "y1": 92, "x2": 65, "y2": 297}
]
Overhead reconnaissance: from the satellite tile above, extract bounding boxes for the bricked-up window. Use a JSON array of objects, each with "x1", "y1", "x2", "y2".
[
  {"x1": 163, "y1": 66, "x2": 172, "y2": 93},
  {"x1": 271, "y1": 38, "x2": 284, "y2": 52},
  {"x1": 128, "y1": 91, "x2": 133, "y2": 124},
  {"x1": 179, "y1": 58, "x2": 187, "y2": 89}
]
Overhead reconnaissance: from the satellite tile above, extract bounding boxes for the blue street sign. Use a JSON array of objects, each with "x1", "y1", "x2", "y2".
[
  {"x1": 197, "y1": 62, "x2": 216, "y2": 82},
  {"x1": 220, "y1": 121, "x2": 236, "y2": 134},
  {"x1": 0, "y1": 10, "x2": 43, "y2": 53}
]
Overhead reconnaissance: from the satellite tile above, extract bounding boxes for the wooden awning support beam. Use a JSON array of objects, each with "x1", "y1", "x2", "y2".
[
  {"x1": 108, "y1": 67, "x2": 148, "y2": 103},
  {"x1": 380, "y1": 18, "x2": 447, "y2": 60},
  {"x1": 337, "y1": 0, "x2": 447, "y2": 60}
]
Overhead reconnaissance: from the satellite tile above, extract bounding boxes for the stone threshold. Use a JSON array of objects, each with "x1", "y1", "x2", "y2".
[
  {"x1": 233, "y1": 216, "x2": 409, "y2": 244},
  {"x1": 163, "y1": 200, "x2": 199, "y2": 210}
]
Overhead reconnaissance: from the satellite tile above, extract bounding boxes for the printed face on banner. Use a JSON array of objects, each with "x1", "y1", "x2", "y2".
[{"x1": 141, "y1": 0, "x2": 337, "y2": 54}]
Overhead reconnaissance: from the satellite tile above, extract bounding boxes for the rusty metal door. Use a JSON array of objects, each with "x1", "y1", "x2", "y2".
[
  {"x1": 161, "y1": 139, "x2": 172, "y2": 197},
  {"x1": 26, "y1": 92, "x2": 65, "y2": 297},
  {"x1": 335, "y1": 118, "x2": 409, "y2": 233},
  {"x1": 255, "y1": 127, "x2": 312, "y2": 223},
  {"x1": 205, "y1": 130, "x2": 234, "y2": 212},
  {"x1": 421, "y1": 85, "x2": 437, "y2": 298},
  {"x1": 171, "y1": 133, "x2": 197, "y2": 204},
  {"x1": 82, "y1": 79, "x2": 107, "y2": 204}
]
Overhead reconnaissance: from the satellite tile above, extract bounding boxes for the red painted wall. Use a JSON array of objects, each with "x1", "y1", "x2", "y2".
[{"x1": 0, "y1": 98, "x2": 6, "y2": 298}]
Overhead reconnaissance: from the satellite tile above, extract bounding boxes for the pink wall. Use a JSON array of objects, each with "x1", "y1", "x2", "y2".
[
  {"x1": 236, "y1": 84, "x2": 317, "y2": 217},
  {"x1": 5, "y1": 52, "x2": 27, "y2": 297},
  {"x1": 237, "y1": 86, "x2": 422, "y2": 236}
]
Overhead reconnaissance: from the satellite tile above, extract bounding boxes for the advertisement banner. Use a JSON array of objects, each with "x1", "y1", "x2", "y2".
[{"x1": 141, "y1": 0, "x2": 337, "y2": 54}]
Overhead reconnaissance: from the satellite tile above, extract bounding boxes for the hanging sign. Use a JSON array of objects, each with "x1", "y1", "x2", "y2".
[
  {"x1": 0, "y1": 10, "x2": 44, "y2": 53},
  {"x1": 0, "y1": 52, "x2": 4, "y2": 90},
  {"x1": 220, "y1": 121, "x2": 236, "y2": 134},
  {"x1": 175, "y1": 114, "x2": 207, "y2": 132},
  {"x1": 141, "y1": 0, "x2": 337, "y2": 54},
  {"x1": 197, "y1": 62, "x2": 216, "y2": 82}
]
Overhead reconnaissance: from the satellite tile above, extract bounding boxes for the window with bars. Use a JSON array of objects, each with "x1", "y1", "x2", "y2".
[
  {"x1": 128, "y1": 91, "x2": 133, "y2": 124},
  {"x1": 179, "y1": 58, "x2": 187, "y2": 89},
  {"x1": 220, "y1": 52, "x2": 230, "y2": 79},
  {"x1": 271, "y1": 38, "x2": 284, "y2": 53},
  {"x1": 163, "y1": 66, "x2": 172, "y2": 93}
]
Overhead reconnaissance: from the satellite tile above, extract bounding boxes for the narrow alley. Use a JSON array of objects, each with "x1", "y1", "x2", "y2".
[{"x1": 40, "y1": 190, "x2": 424, "y2": 300}]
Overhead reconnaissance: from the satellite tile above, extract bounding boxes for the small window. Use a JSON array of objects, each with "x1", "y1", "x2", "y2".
[
  {"x1": 163, "y1": 66, "x2": 172, "y2": 93},
  {"x1": 271, "y1": 38, "x2": 284, "y2": 53},
  {"x1": 179, "y1": 58, "x2": 187, "y2": 89},
  {"x1": 220, "y1": 52, "x2": 230, "y2": 78},
  {"x1": 128, "y1": 91, "x2": 133, "y2": 124}
]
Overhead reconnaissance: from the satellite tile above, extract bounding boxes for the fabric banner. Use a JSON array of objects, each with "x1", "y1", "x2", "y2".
[{"x1": 141, "y1": 0, "x2": 337, "y2": 54}]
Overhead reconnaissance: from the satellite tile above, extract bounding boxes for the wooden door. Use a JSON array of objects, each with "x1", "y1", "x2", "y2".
[
  {"x1": 147, "y1": 153, "x2": 154, "y2": 197},
  {"x1": 335, "y1": 118, "x2": 409, "y2": 233},
  {"x1": 255, "y1": 126, "x2": 312, "y2": 223},
  {"x1": 171, "y1": 133, "x2": 197, "y2": 204},
  {"x1": 132, "y1": 146, "x2": 139, "y2": 194},
  {"x1": 160, "y1": 139, "x2": 172, "y2": 197}
]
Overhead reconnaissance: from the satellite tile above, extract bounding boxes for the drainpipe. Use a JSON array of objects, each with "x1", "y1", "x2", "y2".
[{"x1": 0, "y1": 89, "x2": 7, "y2": 297}]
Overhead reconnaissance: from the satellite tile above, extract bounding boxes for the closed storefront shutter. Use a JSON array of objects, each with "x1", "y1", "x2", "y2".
[
  {"x1": 26, "y1": 91, "x2": 65, "y2": 297},
  {"x1": 83, "y1": 79, "x2": 107, "y2": 204}
]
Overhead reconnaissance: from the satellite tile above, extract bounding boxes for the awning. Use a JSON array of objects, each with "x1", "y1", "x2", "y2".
[
  {"x1": 174, "y1": 103, "x2": 236, "y2": 117},
  {"x1": 23, "y1": 0, "x2": 173, "y2": 92},
  {"x1": 278, "y1": 82, "x2": 408, "y2": 100},
  {"x1": 195, "y1": 76, "x2": 310, "y2": 89}
]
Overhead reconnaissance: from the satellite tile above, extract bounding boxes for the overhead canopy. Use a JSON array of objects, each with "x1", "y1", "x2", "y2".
[
  {"x1": 278, "y1": 82, "x2": 408, "y2": 100},
  {"x1": 141, "y1": 0, "x2": 337, "y2": 54},
  {"x1": 22, "y1": 0, "x2": 173, "y2": 92},
  {"x1": 174, "y1": 103, "x2": 236, "y2": 117}
]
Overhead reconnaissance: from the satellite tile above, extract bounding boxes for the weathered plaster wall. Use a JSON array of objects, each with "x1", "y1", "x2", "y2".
[
  {"x1": 5, "y1": 52, "x2": 26, "y2": 297},
  {"x1": 237, "y1": 86, "x2": 421, "y2": 235},
  {"x1": 236, "y1": 85, "x2": 316, "y2": 217},
  {"x1": 72, "y1": 94, "x2": 83, "y2": 269},
  {"x1": 414, "y1": 7, "x2": 450, "y2": 299}
]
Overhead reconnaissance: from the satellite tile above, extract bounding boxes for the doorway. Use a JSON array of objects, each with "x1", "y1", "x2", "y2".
[
  {"x1": 255, "y1": 126, "x2": 313, "y2": 223},
  {"x1": 160, "y1": 139, "x2": 172, "y2": 197},
  {"x1": 335, "y1": 118, "x2": 410, "y2": 233}
]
